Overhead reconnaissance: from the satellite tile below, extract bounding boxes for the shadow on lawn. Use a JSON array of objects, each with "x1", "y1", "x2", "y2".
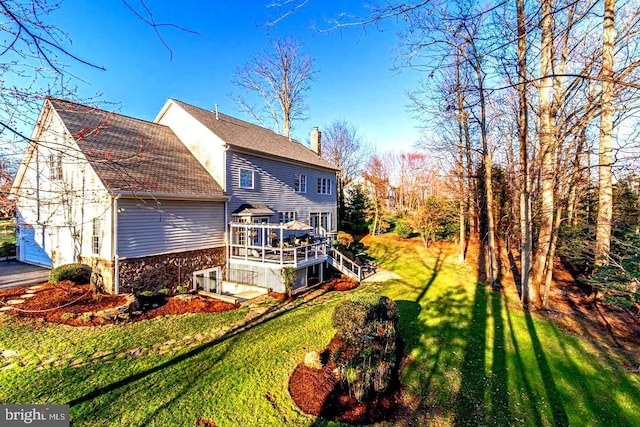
[{"x1": 66, "y1": 288, "x2": 333, "y2": 410}]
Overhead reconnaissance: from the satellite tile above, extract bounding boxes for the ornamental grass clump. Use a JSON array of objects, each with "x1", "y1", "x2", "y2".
[{"x1": 331, "y1": 294, "x2": 399, "y2": 402}]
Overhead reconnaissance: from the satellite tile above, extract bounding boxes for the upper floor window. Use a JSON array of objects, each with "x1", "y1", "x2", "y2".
[
  {"x1": 279, "y1": 211, "x2": 295, "y2": 223},
  {"x1": 49, "y1": 152, "x2": 62, "y2": 180},
  {"x1": 239, "y1": 168, "x2": 254, "y2": 189},
  {"x1": 294, "y1": 174, "x2": 307, "y2": 193},
  {"x1": 317, "y1": 178, "x2": 332, "y2": 195}
]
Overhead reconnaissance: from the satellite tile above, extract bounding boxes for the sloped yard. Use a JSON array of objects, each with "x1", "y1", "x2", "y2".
[{"x1": 0, "y1": 235, "x2": 639, "y2": 426}]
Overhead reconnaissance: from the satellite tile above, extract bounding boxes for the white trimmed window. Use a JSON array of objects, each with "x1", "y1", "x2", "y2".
[
  {"x1": 294, "y1": 174, "x2": 307, "y2": 193},
  {"x1": 239, "y1": 168, "x2": 254, "y2": 189},
  {"x1": 317, "y1": 178, "x2": 332, "y2": 195},
  {"x1": 49, "y1": 152, "x2": 62, "y2": 180},
  {"x1": 92, "y1": 217, "x2": 100, "y2": 255},
  {"x1": 279, "y1": 211, "x2": 295, "y2": 223}
]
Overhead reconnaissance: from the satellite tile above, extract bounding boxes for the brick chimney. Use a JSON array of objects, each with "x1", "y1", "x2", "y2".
[{"x1": 311, "y1": 127, "x2": 322, "y2": 156}]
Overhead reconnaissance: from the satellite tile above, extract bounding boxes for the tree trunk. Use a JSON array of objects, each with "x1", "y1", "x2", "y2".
[
  {"x1": 595, "y1": 0, "x2": 616, "y2": 266},
  {"x1": 517, "y1": 0, "x2": 534, "y2": 307},
  {"x1": 456, "y1": 53, "x2": 467, "y2": 262},
  {"x1": 475, "y1": 62, "x2": 498, "y2": 286},
  {"x1": 532, "y1": 0, "x2": 555, "y2": 308}
]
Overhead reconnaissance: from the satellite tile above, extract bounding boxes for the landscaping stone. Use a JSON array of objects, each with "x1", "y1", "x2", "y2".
[
  {"x1": 19, "y1": 294, "x2": 36, "y2": 299},
  {"x1": 91, "y1": 351, "x2": 112, "y2": 359},
  {"x1": 0, "y1": 306, "x2": 13, "y2": 312},
  {"x1": 1, "y1": 363, "x2": 16, "y2": 371},
  {"x1": 28, "y1": 285, "x2": 44, "y2": 290},
  {"x1": 6, "y1": 299, "x2": 24, "y2": 305},
  {"x1": 2, "y1": 350, "x2": 18, "y2": 357},
  {"x1": 193, "y1": 333, "x2": 205, "y2": 342},
  {"x1": 129, "y1": 347, "x2": 144, "y2": 357}
]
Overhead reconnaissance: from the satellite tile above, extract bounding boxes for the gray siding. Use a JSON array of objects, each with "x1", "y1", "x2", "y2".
[
  {"x1": 118, "y1": 199, "x2": 225, "y2": 258},
  {"x1": 227, "y1": 150, "x2": 337, "y2": 230}
]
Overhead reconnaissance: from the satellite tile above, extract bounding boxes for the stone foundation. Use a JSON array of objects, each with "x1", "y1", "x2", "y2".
[{"x1": 118, "y1": 247, "x2": 226, "y2": 294}]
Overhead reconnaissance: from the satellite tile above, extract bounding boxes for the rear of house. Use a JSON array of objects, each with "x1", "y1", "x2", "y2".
[
  {"x1": 156, "y1": 100, "x2": 338, "y2": 294},
  {"x1": 13, "y1": 97, "x2": 338, "y2": 296}
]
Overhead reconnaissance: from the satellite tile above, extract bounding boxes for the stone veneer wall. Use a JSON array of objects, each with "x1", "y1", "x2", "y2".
[
  {"x1": 118, "y1": 247, "x2": 226, "y2": 294},
  {"x1": 79, "y1": 256, "x2": 115, "y2": 294}
]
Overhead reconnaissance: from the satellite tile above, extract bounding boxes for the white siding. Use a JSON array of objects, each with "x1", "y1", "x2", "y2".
[
  {"x1": 155, "y1": 102, "x2": 226, "y2": 189},
  {"x1": 15, "y1": 108, "x2": 112, "y2": 267},
  {"x1": 117, "y1": 199, "x2": 225, "y2": 258}
]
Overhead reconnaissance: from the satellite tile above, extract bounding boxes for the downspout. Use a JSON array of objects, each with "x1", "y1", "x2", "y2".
[
  {"x1": 113, "y1": 194, "x2": 121, "y2": 295},
  {"x1": 223, "y1": 145, "x2": 229, "y2": 280}
]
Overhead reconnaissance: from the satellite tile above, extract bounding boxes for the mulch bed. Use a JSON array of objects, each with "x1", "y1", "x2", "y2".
[
  {"x1": 320, "y1": 277, "x2": 359, "y2": 292},
  {"x1": 288, "y1": 334, "x2": 403, "y2": 425},
  {"x1": 267, "y1": 277, "x2": 359, "y2": 302},
  {"x1": 0, "y1": 281, "x2": 238, "y2": 326}
]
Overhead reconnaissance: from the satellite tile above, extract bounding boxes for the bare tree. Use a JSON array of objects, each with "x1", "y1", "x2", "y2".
[
  {"x1": 229, "y1": 37, "x2": 317, "y2": 138},
  {"x1": 594, "y1": 0, "x2": 617, "y2": 266},
  {"x1": 321, "y1": 120, "x2": 367, "y2": 228}
]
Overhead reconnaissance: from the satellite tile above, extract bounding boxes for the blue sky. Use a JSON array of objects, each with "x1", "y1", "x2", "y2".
[{"x1": 45, "y1": 0, "x2": 423, "y2": 151}]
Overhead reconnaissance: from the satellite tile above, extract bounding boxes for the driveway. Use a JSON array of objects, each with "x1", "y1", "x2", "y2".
[{"x1": 0, "y1": 262, "x2": 51, "y2": 290}]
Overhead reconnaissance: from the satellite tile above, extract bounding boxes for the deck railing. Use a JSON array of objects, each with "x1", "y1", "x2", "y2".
[
  {"x1": 229, "y1": 241, "x2": 327, "y2": 266},
  {"x1": 327, "y1": 247, "x2": 363, "y2": 281}
]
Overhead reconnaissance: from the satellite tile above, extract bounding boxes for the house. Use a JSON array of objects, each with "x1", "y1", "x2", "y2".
[{"x1": 11, "y1": 97, "x2": 339, "y2": 296}]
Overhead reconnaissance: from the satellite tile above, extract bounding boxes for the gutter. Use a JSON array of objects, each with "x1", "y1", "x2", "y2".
[
  {"x1": 112, "y1": 194, "x2": 121, "y2": 295},
  {"x1": 113, "y1": 191, "x2": 229, "y2": 202}
]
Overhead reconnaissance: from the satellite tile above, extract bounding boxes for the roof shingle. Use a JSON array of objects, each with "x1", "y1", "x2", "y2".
[
  {"x1": 48, "y1": 98, "x2": 225, "y2": 198},
  {"x1": 170, "y1": 99, "x2": 337, "y2": 170}
]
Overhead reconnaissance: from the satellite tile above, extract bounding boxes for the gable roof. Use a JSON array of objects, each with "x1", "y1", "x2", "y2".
[
  {"x1": 47, "y1": 98, "x2": 225, "y2": 199},
  {"x1": 168, "y1": 99, "x2": 337, "y2": 171}
]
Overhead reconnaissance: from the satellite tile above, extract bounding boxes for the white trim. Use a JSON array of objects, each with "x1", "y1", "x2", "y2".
[
  {"x1": 239, "y1": 168, "x2": 254, "y2": 189},
  {"x1": 193, "y1": 266, "x2": 222, "y2": 293}
]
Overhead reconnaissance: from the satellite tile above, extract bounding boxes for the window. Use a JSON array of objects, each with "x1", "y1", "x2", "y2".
[
  {"x1": 294, "y1": 174, "x2": 307, "y2": 193},
  {"x1": 92, "y1": 218, "x2": 100, "y2": 255},
  {"x1": 317, "y1": 178, "x2": 332, "y2": 195},
  {"x1": 279, "y1": 211, "x2": 295, "y2": 223},
  {"x1": 193, "y1": 267, "x2": 221, "y2": 293},
  {"x1": 49, "y1": 152, "x2": 62, "y2": 180},
  {"x1": 239, "y1": 168, "x2": 254, "y2": 189},
  {"x1": 310, "y1": 212, "x2": 330, "y2": 235}
]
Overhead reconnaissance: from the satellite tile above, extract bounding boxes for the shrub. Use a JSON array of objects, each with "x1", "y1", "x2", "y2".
[
  {"x1": 0, "y1": 241, "x2": 16, "y2": 258},
  {"x1": 337, "y1": 231, "x2": 354, "y2": 247},
  {"x1": 281, "y1": 267, "x2": 296, "y2": 297},
  {"x1": 158, "y1": 288, "x2": 171, "y2": 296},
  {"x1": 394, "y1": 220, "x2": 412, "y2": 239},
  {"x1": 331, "y1": 294, "x2": 399, "y2": 402},
  {"x1": 49, "y1": 263, "x2": 91, "y2": 284},
  {"x1": 77, "y1": 313, "x2": 92, "y2": 323},
  {"x1": 60, "y1": 312, "x2": 76, "y2": 321},
  {"x1": 176, "y1": 286, "x2": 188, "y2": 295}
]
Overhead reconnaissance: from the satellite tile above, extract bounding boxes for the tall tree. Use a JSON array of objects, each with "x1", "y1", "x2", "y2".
[
  {"x1": 229, "y1": 37, "x2": 316, "y2": 138},
  {"x1": 321, "y1": 120, "x2": 367, "y2": 228},
  {"x1": 594, "y1": 0, "x2": 617, "y2": 266}
]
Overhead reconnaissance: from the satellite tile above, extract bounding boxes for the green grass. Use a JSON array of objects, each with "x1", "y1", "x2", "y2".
[
  {"x1": 0, "y1": 218, "x2": 15, "y2": 245},
  {"x1": 1, "y1": 234, "x2": 639, "y2": 426}
]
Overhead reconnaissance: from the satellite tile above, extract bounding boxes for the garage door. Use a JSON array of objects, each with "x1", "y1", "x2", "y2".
[{"x1": 20, "y1": 224, "x2": 53, "y2": 267}]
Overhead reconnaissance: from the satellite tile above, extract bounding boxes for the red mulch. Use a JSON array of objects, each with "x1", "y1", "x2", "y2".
[
  {"x1": 0, "y1": 281, "x2": 238, "y2": 326},
  {"x1": 288, "y1": 334, "x2": 403, "y2": 425},
  {"x1": 320, "y1": 277, "x2": 359, "y2": 292},
  {"x1": 268, "y1": 277, "x2": 359, "y2": 301}
]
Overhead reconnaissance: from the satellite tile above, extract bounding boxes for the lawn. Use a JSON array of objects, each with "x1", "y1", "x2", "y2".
[{"x1": 1, "y1": 234, "x2": 639, "y2": 426}]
